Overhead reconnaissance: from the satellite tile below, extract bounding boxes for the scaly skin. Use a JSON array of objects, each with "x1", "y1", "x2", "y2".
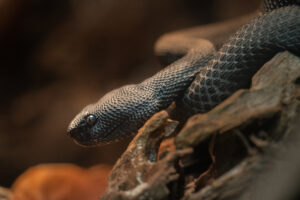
[
  {"x1": 67, "y1": 0, "x2": 300, "y2": 146},
  {"x1": 181, "y1": 5, "x2": 300, "y2": 114}
]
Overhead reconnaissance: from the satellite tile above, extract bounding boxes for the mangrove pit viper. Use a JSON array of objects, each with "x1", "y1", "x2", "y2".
[{"x1": 67, "y1": 0, "x2": 300, "y2": 146}]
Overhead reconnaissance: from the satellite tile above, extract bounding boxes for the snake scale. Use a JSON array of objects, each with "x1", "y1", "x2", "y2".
[{"x1": 68, "y1": 0, "x2": 300, "y2": 146}]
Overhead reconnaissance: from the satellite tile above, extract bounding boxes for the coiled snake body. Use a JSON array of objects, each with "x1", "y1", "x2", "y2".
[{"x1": 68, "y1": 0, "x2": 300, "y2": 146}]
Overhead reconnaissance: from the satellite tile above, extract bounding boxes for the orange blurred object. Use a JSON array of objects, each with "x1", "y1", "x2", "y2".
[{"x1": 11, "y1": 164, "x2": 111, "y2": 200}]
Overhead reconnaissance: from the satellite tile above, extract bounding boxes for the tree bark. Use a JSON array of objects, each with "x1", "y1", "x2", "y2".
[{"x1": 101, "y1": 51, "x2": 300, "y2": 200}]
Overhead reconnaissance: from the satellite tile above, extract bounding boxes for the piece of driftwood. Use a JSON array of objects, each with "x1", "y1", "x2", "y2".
[
  {"x1": 101, "y1": 51, "x2": 300, "y2": 200},
  {"x1": 100, "y1": 110, "x2": 192, "y2": 200}
]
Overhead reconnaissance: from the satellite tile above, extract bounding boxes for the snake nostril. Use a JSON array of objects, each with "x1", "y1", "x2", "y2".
[
  {"x1": 67, "y1": 127, "x2": 96, "y2": 147},
  {"x1": 68, "y1": 128, "x2": 85, "y2": 144},
  {"x1": 67, "y1": 128, "x2": 77, "y2": 138},
  {"x1": 66, "y1": 125, "x2": 73, "y2": 135}
]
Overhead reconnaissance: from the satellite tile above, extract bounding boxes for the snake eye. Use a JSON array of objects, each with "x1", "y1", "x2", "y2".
[{"x1": 86, "y1": 114, "x2": 97, "y2": 126}]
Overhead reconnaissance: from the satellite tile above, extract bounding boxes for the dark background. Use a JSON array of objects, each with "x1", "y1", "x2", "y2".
[{"x1": 0, "y1": 0, "x2": 260, "y2": 186}]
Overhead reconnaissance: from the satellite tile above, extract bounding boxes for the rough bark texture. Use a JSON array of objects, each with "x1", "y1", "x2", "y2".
[{"x1": 101, "y1": 51, "x2": 300, "y2": 200}]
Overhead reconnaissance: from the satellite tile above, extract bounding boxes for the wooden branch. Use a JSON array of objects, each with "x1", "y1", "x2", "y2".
[{"x1": 101, "y1": 51, "x2": 300, "y2": 200}]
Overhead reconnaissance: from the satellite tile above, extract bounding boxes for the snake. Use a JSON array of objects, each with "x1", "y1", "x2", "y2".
[{"x1": 67, "y1": 0, "x2": 300, "y2": 146}]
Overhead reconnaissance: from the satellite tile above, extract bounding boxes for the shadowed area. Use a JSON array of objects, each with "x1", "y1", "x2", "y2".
[{"x1": 0, "y1": 0, "x2": 260, "y2": 187}]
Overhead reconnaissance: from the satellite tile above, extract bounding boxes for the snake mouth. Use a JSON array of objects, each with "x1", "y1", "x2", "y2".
[
  {"x1": 67, "y1": 120, "x2": 123, "y2": 147},
  {"x1": 67, "y1": 126, "x2": 96, "y2": 147}
]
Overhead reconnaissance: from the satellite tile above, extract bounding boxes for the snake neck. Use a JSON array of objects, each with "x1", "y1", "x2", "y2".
[{"x1": 181, "y1": 5, "x2": 300, "y2": 114}]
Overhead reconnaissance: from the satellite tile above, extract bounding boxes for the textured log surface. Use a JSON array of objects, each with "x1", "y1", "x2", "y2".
[{"x1": 100, "y1": 51, "x2": 300, "y2": 200}]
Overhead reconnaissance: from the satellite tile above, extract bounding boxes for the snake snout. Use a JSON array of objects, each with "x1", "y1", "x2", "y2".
[{"x1": 67, "y1": 124, "x2": 94, "y2": 147}]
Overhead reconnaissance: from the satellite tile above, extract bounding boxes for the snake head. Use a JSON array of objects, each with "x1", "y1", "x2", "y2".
[{"x1": 67, "y1": 84, "x2": 157, "y2": 147}]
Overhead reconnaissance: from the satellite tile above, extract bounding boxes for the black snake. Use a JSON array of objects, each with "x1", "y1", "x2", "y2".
[{"x1": 67, "y1": 0, "x2": 300, "y2": 146}]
